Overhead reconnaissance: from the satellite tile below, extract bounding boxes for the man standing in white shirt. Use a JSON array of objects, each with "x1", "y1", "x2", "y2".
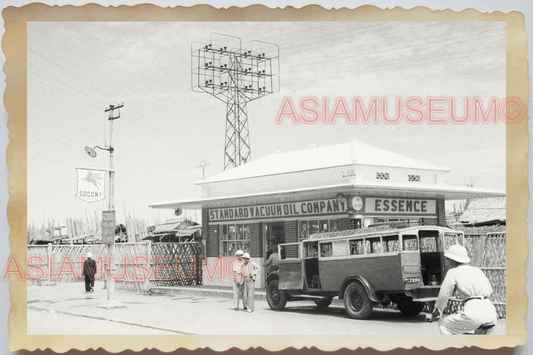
[
  {"x1": 427, "y1": 244, "x2": 497, "y2": 334},
  {"x1": 232, "y1": 250, "x2": 246, "y2": 311},
  {"x1": 242, "y1": 252, "x2": 261, "y2": 313}
]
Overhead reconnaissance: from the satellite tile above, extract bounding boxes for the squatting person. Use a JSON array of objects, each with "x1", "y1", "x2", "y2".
[
  {"x1": 242, "y1": 252, "x2": 261, "y2": 313},
  {"x1": 427, "y1": 244, "x2": 497, "y2": 334},
  {"x1": 232, "y1": 250, "x2": 246, "y2": 310},
  {"x1": 82, "y1": 252, "x2": 97, "y2": 292}
]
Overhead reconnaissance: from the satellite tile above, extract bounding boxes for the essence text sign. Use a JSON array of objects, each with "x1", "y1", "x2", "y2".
[
  {"x1": 102, "y1": 211, "x2": 115, "y2": 245},
  {"x1": 364, "y1": 198, "x2": 436, "y2": 215},
  {"x1": 209, "y1": 199, "x2": 348, "y2": 222}
]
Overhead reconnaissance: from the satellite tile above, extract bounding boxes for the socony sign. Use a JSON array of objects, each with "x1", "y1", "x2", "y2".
[{"x1": 76, "y1": 168, "x2": 106, "y2": 203}]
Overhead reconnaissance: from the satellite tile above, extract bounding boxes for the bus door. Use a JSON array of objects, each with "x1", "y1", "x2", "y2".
[
  {"x1": 400, "y1": 233, "x2": 423, "y2": 284},
  {"x1": 303, "y1": 241, "x2": 320, "y2": 289},
  {"x1": 264, "y1": 222, "x2": 285, "y2": 286},
  {"x1": 278, "y1": 242, "x2": 303, "y2": 290},
  {"x1": 417, "y1": 230, "x2": 442, "y2": 285}
]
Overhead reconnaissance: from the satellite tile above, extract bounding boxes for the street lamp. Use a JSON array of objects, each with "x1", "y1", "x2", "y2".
[{"x1": 85, "y1": 102, "x2": 125, "y2": 309}]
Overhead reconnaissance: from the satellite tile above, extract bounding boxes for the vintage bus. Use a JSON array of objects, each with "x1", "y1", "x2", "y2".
[{"x1": 266, "y1": 225, "x2": 464, "y2": 319}]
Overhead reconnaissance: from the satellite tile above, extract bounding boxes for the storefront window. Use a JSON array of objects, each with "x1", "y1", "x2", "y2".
[
  {"x1": 319, "y1": 219, "x2": 329, "y2": 233},
  {"x1": 219, "y1": 224, "x2": 250, "y2": 257},
  {"x1": 299, "y1": 218, "x2": 341, "y2": 240},
  {"x1": 309, "y1": 220, "x2": 319, "y2": 236}
]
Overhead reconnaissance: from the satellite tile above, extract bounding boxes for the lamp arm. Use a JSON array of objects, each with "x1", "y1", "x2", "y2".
[{"x1": 93, "y1": 145, "x2": 114, "y2": 153}]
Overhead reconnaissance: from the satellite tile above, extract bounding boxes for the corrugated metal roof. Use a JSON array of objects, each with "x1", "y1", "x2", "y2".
[
  {"x1": 175, "y1": 226, "x2": 202, "y2": 237},
  {"x1": 199, "y1": 141, "x2": 449, "y2": 184},
  {"x1": 152, "y1": 218, "x2": 200, "y2": 234}
]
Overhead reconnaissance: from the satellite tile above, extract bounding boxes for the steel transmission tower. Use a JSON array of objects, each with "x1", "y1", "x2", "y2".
[{"x1": 192, "y1": 34, "x2": 279, "y2": 170}]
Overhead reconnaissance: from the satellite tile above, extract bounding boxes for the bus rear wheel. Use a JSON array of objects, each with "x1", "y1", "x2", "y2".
[
  {"x1": 396, "y1": 295, "x2": 425, "y2": 316},
  {"x1": 315, "y1": 297, "x2": 333, "y2": 308},
  {"x1": 344, "y1": 282, "x2": 375, "y2": 319},
  {"x1": 267, "y1": 279, "x2": 288, "y2": 311}
]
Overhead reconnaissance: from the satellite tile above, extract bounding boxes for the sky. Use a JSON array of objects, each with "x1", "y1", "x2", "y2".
[{"x1": 27, "y1": 21, "x2": 506, "y2": 227}]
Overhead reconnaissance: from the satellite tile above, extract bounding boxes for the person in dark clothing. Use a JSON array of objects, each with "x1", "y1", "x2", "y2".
[{"x1": 82, "y1": 252, "x2": 97, "y2": 292}]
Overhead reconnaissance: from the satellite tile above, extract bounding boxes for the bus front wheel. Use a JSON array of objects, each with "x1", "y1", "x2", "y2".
[
  {"x1": 267, "y1": 279, "x2": 288, "y2": 311},
  {"x1": 344, "y1": 282, "x2": 375, "y2": 319}
]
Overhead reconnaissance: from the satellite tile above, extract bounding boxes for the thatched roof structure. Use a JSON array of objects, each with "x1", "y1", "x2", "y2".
[{"x1": 459, "y1": 197, "x2": 506, "y2": 226}]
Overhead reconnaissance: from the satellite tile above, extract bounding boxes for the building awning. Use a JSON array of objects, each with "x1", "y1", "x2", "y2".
[{"x1": 150, "y1": 180, "x2": 505, "y2": 210}]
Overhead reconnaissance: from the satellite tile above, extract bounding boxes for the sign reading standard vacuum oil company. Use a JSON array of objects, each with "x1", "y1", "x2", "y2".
[
  {"x1": 364, "y1": 198, "x2": 436, "y2": 215},
  {"x1": 209, "y1": 199, "x2": 348, "y2": 222}
]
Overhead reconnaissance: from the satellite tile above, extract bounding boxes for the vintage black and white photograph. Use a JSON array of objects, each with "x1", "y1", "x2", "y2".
[{"x1": 22, "y1": 14, "x2": 516, "y2": 346}]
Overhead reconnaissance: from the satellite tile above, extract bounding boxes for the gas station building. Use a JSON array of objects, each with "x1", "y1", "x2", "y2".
[{"x1": 149, "y1": 141, "x2": 505, "y2": 289}]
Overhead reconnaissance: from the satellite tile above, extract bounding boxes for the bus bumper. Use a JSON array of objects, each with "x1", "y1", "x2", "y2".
[{"x1": 405, "y1": 285, "x2": 440, "y2": 301}]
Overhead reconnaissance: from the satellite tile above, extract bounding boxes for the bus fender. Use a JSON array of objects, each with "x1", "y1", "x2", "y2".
[
  {"x1": 266, "y1": 271, "x2": 280, "y2": 284},
  {"x1": 339, "y1": 276, "x2": 383, "y2": 303}
]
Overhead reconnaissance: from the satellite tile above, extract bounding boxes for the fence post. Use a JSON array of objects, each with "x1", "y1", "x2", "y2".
[
  {"x1": 145, "y1": 241, "x2": 152, "y2": 292},
  {"x1": 46, "y1": 243, "x2": 53, "y2": 286}
]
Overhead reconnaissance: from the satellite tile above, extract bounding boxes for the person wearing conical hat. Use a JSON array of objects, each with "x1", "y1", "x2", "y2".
[
  {"x1": 427, "y1": 244, "x2": 497, "y2": 334},
  {"x1": 82, "y1": 252, "x2": 97, "y2": 293}
]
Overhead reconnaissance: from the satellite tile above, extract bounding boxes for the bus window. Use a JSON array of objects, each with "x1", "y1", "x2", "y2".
[
  {"x1": 280, "y1": 244, "x2": 300, "y2": 260},
  {"x1": 367, "y1": 237, "x2": 382, "y2": 253},
  {"x1": 305, "y1": 243, "x2": 318, "y2": 258},
  {"x1": 364, "y1": 239, "x2": 372, "y2": 254},
  {"x1": 332, "y1": 240, "x2": 348, "y2": 256},
  {"x1": 382, "y1": 235, "x2": 400, "y2": 252},
  {"x1": 349, "y1": 239, "x2": 364, "y2": 255},
  {"x1": 420, "y1": 236, "x2": 437, "y2": 253},
  {"x1": 419, "y1": 230, "x2": 439, "y2": 252},
  {"x1": 402, "y1": 235, "x2": 418, "y2": 251},
  {"x1": 320, "y1": 242, "x2": 332, "y2": 257}
]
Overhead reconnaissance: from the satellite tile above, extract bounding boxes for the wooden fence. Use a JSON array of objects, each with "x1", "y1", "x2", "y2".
[
  {"x1": 27, "y1": 241, "x2": 204, "y2": 291},
  {"x1": 27, "y1": 242, "x2": 152, "y2": 292},
  {"x1": 150, "y1": 242, "x2": 203, "y2": 287},
  {"x1": 445, "y1": 231, "x2": 506, "y2": 318},
  {"x1": 373, "y1": 230, "x2": 506, "y2": 318}
]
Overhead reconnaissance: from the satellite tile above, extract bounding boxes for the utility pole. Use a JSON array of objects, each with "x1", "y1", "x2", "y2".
[
  {"x1": 99, "y1": 102, "x2": 125, "y2": 309},
  {"x1": 197, "y1": 159, "x2": 210, "y2": 179}
]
